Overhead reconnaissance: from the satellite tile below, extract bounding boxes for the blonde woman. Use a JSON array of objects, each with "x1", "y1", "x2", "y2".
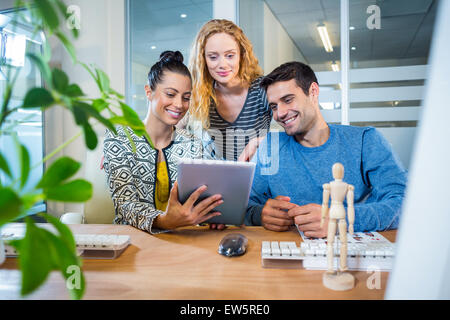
[{"x1": 187, "y1": 19, "x2": 272, "y2": 162}]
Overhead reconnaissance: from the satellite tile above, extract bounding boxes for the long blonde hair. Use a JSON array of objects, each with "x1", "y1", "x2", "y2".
[{"x1": 189, "y1": 19, "x2": 263, "y2": 129}]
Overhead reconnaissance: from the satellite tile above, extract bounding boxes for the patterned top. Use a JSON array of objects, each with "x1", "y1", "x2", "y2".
[
  {"x1": 103, "y1": 125, "x2": 216, "y2": 234},
  {"x1": 208, "y1": 77, "x2": 272, "y2": 161}
]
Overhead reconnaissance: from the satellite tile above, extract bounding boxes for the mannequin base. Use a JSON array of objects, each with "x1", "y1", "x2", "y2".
[{"x1": 322, "y1": 271, "x2": 355, "y2": 291}]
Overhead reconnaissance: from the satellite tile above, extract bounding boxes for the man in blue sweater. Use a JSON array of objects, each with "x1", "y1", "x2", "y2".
[{"x1": 245, "y1": 62, "x2": 407, "y2": 237}]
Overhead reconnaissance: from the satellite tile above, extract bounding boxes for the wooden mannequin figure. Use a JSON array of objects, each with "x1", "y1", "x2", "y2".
[{"x1": 320, "y1": 162, "x2": 355, "y2": 291}]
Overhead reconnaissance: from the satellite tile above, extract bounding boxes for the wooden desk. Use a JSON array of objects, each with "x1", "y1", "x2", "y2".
[{"x1": 0, "y1": 223, "x2": 396, "y2": 300}]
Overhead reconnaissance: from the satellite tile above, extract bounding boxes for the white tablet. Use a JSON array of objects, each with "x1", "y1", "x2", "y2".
[{"x1": 177, "y1": 159, "x2": 256, "y2": 225}]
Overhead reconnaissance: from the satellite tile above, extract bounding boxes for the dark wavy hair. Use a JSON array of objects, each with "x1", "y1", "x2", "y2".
[
  {"x1": 147, "y1": 50, "x2": 191, "y2": 90},
  {"x1": 260, "y1": 61, "x2": 318, "y2": 96}
]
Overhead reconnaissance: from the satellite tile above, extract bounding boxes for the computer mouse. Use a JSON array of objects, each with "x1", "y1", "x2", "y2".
[{"x1": 218, "y1": 233, "x2": 248, "y2": 257}]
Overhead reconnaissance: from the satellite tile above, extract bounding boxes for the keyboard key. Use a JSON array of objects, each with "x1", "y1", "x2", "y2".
[
  {"x1": 286, "y1": 242, "x2": 297, "y2": 249},
  {"x1": 291, "y1": 247, "x2": 301, "y2": 256},
  {"x1": 281, "y1": 248, "x2": 291, "y2": 256},
  {"x1": 271, "y1": 248, "x2": 281, "y2": 256},
  {"x1": 279, "y1": 242, "x2": 289, "y2": 249},
  {"x1": 316, "y1": 249, "x2": 326, "y2": 256}
]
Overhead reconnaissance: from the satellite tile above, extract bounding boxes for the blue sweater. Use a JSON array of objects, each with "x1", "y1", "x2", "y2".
[{"x1": 246, "y1": 124, "x2": 408, "y2": 232}]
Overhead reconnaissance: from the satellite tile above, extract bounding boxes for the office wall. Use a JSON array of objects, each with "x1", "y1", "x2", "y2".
[
  {"x1": 0, "y1": 0, "x2": 15, "y2": 10},
  {"x1": 238, "y1": 0, "x2": 264, "y2": 68},
  {"x1": 262, "y1": 1, "x2": 307, "y2": 74},
  {"x1": 213, "y1": 0, "x2": 237, "y2": 22},
  {"x1": 45, "y1": 0, "x2": 125, "y2": 217},
  {"x1": 239, "y1": 0, "x2": 307, "y2": 75}
]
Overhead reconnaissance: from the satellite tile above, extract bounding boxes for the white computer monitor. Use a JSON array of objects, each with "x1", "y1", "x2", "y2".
[{"x1": 385, "y1": 0, "x2": 450, "y2": 299}]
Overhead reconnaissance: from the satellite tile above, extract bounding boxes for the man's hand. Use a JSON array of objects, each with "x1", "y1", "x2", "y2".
[
  {"x1": 238, "y1": 136, "x2": 264, "y2": 162},
  {"x1": 288, "y1": 203, "x2": 328, "y2": 238},
  {"x1": 261, "y1": 196, "x2": 297, "y2": 231}
]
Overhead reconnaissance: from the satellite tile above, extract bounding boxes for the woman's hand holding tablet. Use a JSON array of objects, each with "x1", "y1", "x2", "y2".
[{"x1": 153, "y1": 181, "x2": 224, "y2": 230}]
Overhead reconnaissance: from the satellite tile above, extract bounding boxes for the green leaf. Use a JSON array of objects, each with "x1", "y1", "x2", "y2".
[
  {"x1": 26, "y1": 53, "x2": 52, "y2": 85},
  {"x1": 45, "y1": 179, "x2": 93, "y2": 202},
  {"x1": 22, "y1": 88, "x2": 55, "y2": 109},
  {"x1": 109, "y1": 88, "x2": 125, "y2": 100},
  {"x1": 1, "y1": 82, "x2": 13, "y2": 120},
  {"x1": 65, "y1": 84, "x2": 84, "y2": 97},
  {"x1": 123, "y1": 126, "x2": 137, "y2": 153},
  {"x1": 34, "y1": 0, "x2": 60, "y2": 31},
  {"x1": 52, "y1": 69, "x2": 69, "y2": 94},
  {"x1": 37, "y1": 157, "x2": 81, "y2": 189},
  {"x1": 120, "y1": 102, "x2": 143, "y2": 128},
  {"x1": 20, "y1": 193, "x2": 45, "y2": 215},
  {"x1": 117, "y1": 104, "x2": 153, "y2": 148},
  {"x1": 92, "y1": 99, "x2": 108, "y2": 112},
  {"x1": 73, "y1": 102, "x2": 116, "y2": 134},
  {"x1": 82, "y1": 122, "x2": 98, "y2": 150},
  {"x1": 79, "y1": 62, "x2": 97, "y2": 83},
  {"x1": 109, "y1": 116, "x2": 128, "y2": 126},
  {"x1": 0, "y1": 187, "x2": 23, "y2": 227},
  {"x1": 10, "y1": 217, "x2": 85, "y2": 299},
  {"x1": 59, "y1": 94, "x2": 73, "y2": 109},
  {"x1": 72, "y1": 104, "x2": 88, "y2": 125},
  {"x1": 55, "y1": 31, "x2": 77, "y2": 63},
  {"x1": 95, "y1": 68, "x2": 110, "y2": 93},
  {"x1": 0, "y1": 152, "x2": 12, "y2": 179},
  {"x1": 10, "y1": 218, "x2": 57, "y2": 296},
  {"x1": 19, "y1": 144, "x2": 30, "y2": 189},
  {"x1": 42, "y1": 213, "x2": 76, "y2": 253},
  {"x1": 43, "y1": 230, "x2": 85, "y2": 299},
  {"x1": 1, "y1": 69, "x2": 21, "y2": 124},
  {"x1": 110, "y1": 114, "x2": 153, "y2": 149},
  {"x1": 42, "y1": 37, "x2": 52, "y2": 63}
]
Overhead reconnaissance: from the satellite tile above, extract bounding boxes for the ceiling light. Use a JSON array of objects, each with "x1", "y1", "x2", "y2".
[
  {"x1": 317, "y1": 24, "x2": 333, "y2": 53},
  {"x1": 351, "y1": 46, "x2": 356, "y2": 50},
  {"x1": 180, "y1": 13, "x2": 187, "y2": 18},
  {"x1": 331, "y1": 61, "x2": 339, "y2": 72},
  {"x1": 349, "y1": 26, "x2": 355, "y2": 30},
  {"x1": 151, "y1": 45, "x2": 156, "y2": 50}
]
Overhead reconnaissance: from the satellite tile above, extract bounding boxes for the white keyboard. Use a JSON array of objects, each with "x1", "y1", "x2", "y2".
[
  {"x1": 261, "y1": 231, "x2": 395, "y2": 271},
  {"x1": 2, "y1": 233, "x2": 131, "y2": 260}
]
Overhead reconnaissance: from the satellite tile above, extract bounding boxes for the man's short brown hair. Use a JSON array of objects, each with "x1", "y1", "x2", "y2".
[{"x1": 260, "y1": 61, "x2": 319, "y2": 96}]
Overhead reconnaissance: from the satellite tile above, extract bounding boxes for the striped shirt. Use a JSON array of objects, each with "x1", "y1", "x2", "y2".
[{"x1": 208, "y1": 77, "x2": 272, "y2": 161}]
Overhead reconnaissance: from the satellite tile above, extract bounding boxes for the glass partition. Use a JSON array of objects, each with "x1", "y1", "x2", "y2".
[
  {"x1": 347, "y1": 0, "x2": 438, "y2": 168},
  {"x1": 239, "y1": 0, "x2": 438, "y2": 169},
  {"x1": 239, "y1": 0, "x2": 341, "y2": 128},
  {"x1": 0, "y1": 9, "x2": 45, "y2": 214},
  {"x1": 127, "y1": 0, "x2": 213, "y2": 118}
]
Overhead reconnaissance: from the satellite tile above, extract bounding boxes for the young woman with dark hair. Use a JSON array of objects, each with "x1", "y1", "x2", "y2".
[{"x1": 103, "y1": 51, "x2": 224, "y2": 234}]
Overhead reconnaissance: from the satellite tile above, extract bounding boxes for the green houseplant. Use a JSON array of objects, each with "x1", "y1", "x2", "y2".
[{"x1": 0, "y1": 0, "x2": 150, "y2": 299}]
